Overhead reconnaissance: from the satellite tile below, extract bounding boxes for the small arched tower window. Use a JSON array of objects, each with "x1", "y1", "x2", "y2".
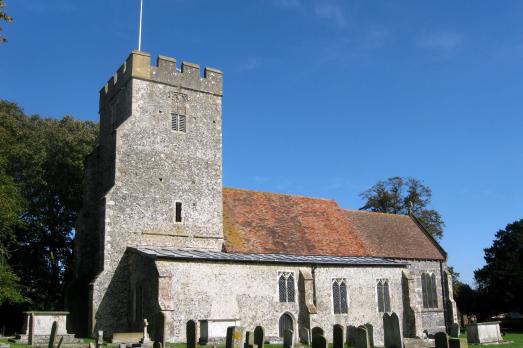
[
  {"x1": 421, "y1": 272, "x2": 438, "y2": 308},
  {"x1": 332, "y1": 279, "x2": 348, "y2": 314},
  {"x1": 376, "y1": 279, "x2": 391, "y2": 313},
  {"x1": 278, "y1": 272, "x2": 295, "y2": 303}
]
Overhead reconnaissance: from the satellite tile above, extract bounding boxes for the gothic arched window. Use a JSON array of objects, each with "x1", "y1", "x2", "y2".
[
  {"x1": 421, "y1": 272, "x2": 438, "y2": 308},
  {"x1": 332, "y1": 279, "x2": 348, "y2": 314},
  {"x1": 376, "y1": 279, "x2": 391, "y2": 313},
  {"x1": 278, "y1": 272, "x2": 295, "y2": 303}
]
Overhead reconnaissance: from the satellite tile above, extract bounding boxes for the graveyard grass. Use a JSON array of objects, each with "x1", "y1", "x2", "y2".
[{"x1": 2, "y1": 334, "x2": 523, "y2": 348}]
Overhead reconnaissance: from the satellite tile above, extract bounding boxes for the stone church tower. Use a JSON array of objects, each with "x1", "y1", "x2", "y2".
[{"x1": 68, "y1": 51, "x2": 224, "y2": 335}]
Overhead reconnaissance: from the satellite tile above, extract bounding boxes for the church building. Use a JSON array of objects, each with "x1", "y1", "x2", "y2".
[{"x1": 67, "y1": 51, "x2": 457, "y2": 345}]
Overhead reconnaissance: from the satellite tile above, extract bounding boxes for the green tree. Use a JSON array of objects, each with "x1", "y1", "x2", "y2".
[
  {"x1": 0, "y1": 0, "x2": 13, "y2": 43},
  {"x1": 359, "y1": 176, "x2": 445, "y2": 239},
  {"x1": 0, "y1": 100, "x2": 98, "y2": 309},
  {"x1": 474, "y1": 219, "x2": 523, "y2": 315}
]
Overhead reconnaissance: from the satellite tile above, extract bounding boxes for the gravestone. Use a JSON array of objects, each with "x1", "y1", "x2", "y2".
[
  {"x1": 347, "y1": 325, "x2": 358, "y2": 346},
  {"x1": 355, "y1": 326, "x2": 370, "y2": 348},
  {"x1": 383, "y1": 312, "x2": 402, "y2": 348},
  {"x1": 48, "y1": 321, "x2": 58, "y2": 348},
  {"x1": 435, "y1": 332, "x2": 449, "y2": 348},
  {"x1": 153, "y1": 342, "x2": 162, "y2": 348},
  {"x1": 244, "y1": 331, "x2": 254, "y2": 348},
  {"x1": 333, "y1": 325, "x2": 344, "y2": 348},
  {"x1": 311, "y1": 334, "x2": 327, "y2": 348},
  {"x1": 118, "y1": 344, "x2": 126, "y2": 348},
  {"x1": 254, "y1": 326, "x2": 265, "y2": 348},
  {"x1": 226, "y1": 326, "x2": 244, "y2": 348},
  {"x1": 450, "y1": 324, "x2": 460, "y2": 338},
  {"x1": 283, "y1": 329, "x2": 294, "y2": 348},
  {"x1": 449, "y1": 338, "x2": 468, "y2": 348},
  {"x1": 311, "y1": 327, "x2": 324, "y2": 337},
  {"x1": 364, "y1": 323, "x2": 374, "y2": 347},
  {"x1": 299, "y1": 327, "x2": 311, "y2": 345},
  {"x1": 96, "y1": 330, "x2": 103, "y2": 348},
  {"x1": 141, "y1": 319, "x2": 151, "y2": 344},
  {"x1": 88, "y1": 344, "x2": 95, "y2": 348},
  {"x1": 187, "y1": 320, "x2": 197, "y2": 348}
]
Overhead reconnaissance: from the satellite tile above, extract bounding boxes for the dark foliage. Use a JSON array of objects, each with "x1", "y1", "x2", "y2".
[
  {"x1": 0, "y1": 100, "x2": 98, "y2": 331},
  {"x1": 474, "y1": 219, "x2": 523, "y2": 316},
  {"x1": 359, "y1": 176, "x2": 445, "y2": 239}
]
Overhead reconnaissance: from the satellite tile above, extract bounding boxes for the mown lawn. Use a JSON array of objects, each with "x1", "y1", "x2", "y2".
[{"x1": 2, "y1": 333, "x2": 523, "y2": 348}]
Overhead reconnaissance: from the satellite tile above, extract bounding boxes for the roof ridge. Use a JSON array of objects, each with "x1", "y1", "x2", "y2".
[
  {"x1": 224, "y1": 187, "x2": 336, "y2": 203},
  {"x1": 343, "y1": 209, "x2": 411, "y2": 218}
]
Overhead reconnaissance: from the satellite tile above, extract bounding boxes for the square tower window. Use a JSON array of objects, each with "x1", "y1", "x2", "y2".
[
  {"x1": 175, "y1": 202, "x2": 182, "y2": 223},
  {"x1": 171, "y1": 113, "x2": 186, "y2": 133}
]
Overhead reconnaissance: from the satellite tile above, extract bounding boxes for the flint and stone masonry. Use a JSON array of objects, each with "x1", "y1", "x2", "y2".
[{"x1": 67, "y1": 51, "x2": 456, "y2": 344}]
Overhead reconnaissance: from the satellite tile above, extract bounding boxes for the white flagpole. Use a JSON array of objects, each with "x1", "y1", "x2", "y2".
[{"x1": 138, "y1": 0, "x2": 143, "y2": 51}]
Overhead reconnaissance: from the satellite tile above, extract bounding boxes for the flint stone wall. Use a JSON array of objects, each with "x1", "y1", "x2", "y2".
[
  {"x1": 74, "y1": 51, "x2": 224, "y2": 336},
  {"x1": 155, "y1": 260, "x2": 407, "y2": 345}
]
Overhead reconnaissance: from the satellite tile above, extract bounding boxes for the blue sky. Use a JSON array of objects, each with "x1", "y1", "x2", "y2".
[{"x1": 1, "y1": 0, "x2": 522, "y2": 285}]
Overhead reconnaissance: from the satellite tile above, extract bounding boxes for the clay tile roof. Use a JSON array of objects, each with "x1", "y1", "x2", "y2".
[
  {"x1": 343, "y1": 210, "x2": 446, "y2": 260},
  {"x1": 222, "y1": 188, "x2": 368, "y2": 257}
]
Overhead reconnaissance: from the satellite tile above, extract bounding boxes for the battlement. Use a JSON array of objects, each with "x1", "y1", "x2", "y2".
[{"x1": 100, "y1": 51, "x2": 223, "y2": 106}]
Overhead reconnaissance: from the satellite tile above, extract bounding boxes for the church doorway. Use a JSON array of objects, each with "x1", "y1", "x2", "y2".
[{"x1": 279, "y1": 313, "x2": 293, "y2": 337}]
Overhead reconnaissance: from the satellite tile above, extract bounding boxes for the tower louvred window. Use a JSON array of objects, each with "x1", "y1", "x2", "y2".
[
  {"x1": 278, "y1": 272, "x2": 295, "y2": 303},
  {"x1": 171, "y1": 113, "x2": 186, "y2": 133}
]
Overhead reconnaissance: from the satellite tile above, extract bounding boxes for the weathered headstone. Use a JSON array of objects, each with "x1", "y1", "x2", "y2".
[
  {"x1": 186, "y1": 320, "x2": 197, "y2": 348},
  {"x1": 449, "y1": 338, "x2": 468, "y2": 348},
  {"x1": 311, "y1": 327, "x2": 324, "y2": 337},
  {"x1": 355, "y1": 326, "x2": 370, "y2": 348},
  {"x1": 299, "y1": 327, "x2": 311, "y2": 345},
  {"x1": 383, "y1": 312, "x2": 402, "y2": 348},
  {"x1": 364, "y1": 323, "x2": 374, "y2": 347},
  {"x1": 226, "y1": 326, "x2": 244, "y2": 348},
  {"x1": 311, "y1": 334, "x2": 327, "y2": 348},
  {"x1": 347, "y1": 325, "x2": 358, "y2": 347},
  {"x1": 333, "y1": 325, "x2": 344, "y2": 348},
  {"x1": 283, "y1": 329, "x2": 294, "y2": 348},
  {"x1": 48, "y1": 321, "x2": 58, "y2": 348},
  {"x1": 153, "y1": 342, "x2": 162, "y2": 348},
  {"x1": 244, "y1": 331, "x2": 255, "y2": 348},
  {"x1": 435, "y1": 332, "x2": 449, "y2": 348},
  {"x1": 450, "y1": 323, "x2": 460, "y2": 338},
  {"x1": 118, "y1": 343, "x2": 126, "y2": 348},
  {"x1": 254, "y1": 326, "x2": 265, "y2": 348},
  {"x1": 88, "y1": 343, "x2": 95, "y2": 348},
  {"x1": 96, "y1": 330, "x2": 104, "y2": 348}
]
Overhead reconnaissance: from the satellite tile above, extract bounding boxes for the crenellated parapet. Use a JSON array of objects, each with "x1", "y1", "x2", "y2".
[{"x1": 100, "y1": 51, "x2": 223, "y2": 107}]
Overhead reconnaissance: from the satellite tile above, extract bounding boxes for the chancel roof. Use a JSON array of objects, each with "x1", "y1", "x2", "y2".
[
  {"x1": 344, "y1": 210, "x2": 446, "y2": 260},
  {"x1": 222, "y1": 188, "x2": 446, "y2": 261}
]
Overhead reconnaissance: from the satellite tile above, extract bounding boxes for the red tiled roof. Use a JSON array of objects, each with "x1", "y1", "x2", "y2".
[
  {"x1": 222, "y1": 188, "x2": 446, "y2": 260},
  {"x1": 222, "y1": 188, "x2": 368, "y2": 257},
  {"x1": 344, "y1": 210, "x2": 446, "y2": 260}
]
